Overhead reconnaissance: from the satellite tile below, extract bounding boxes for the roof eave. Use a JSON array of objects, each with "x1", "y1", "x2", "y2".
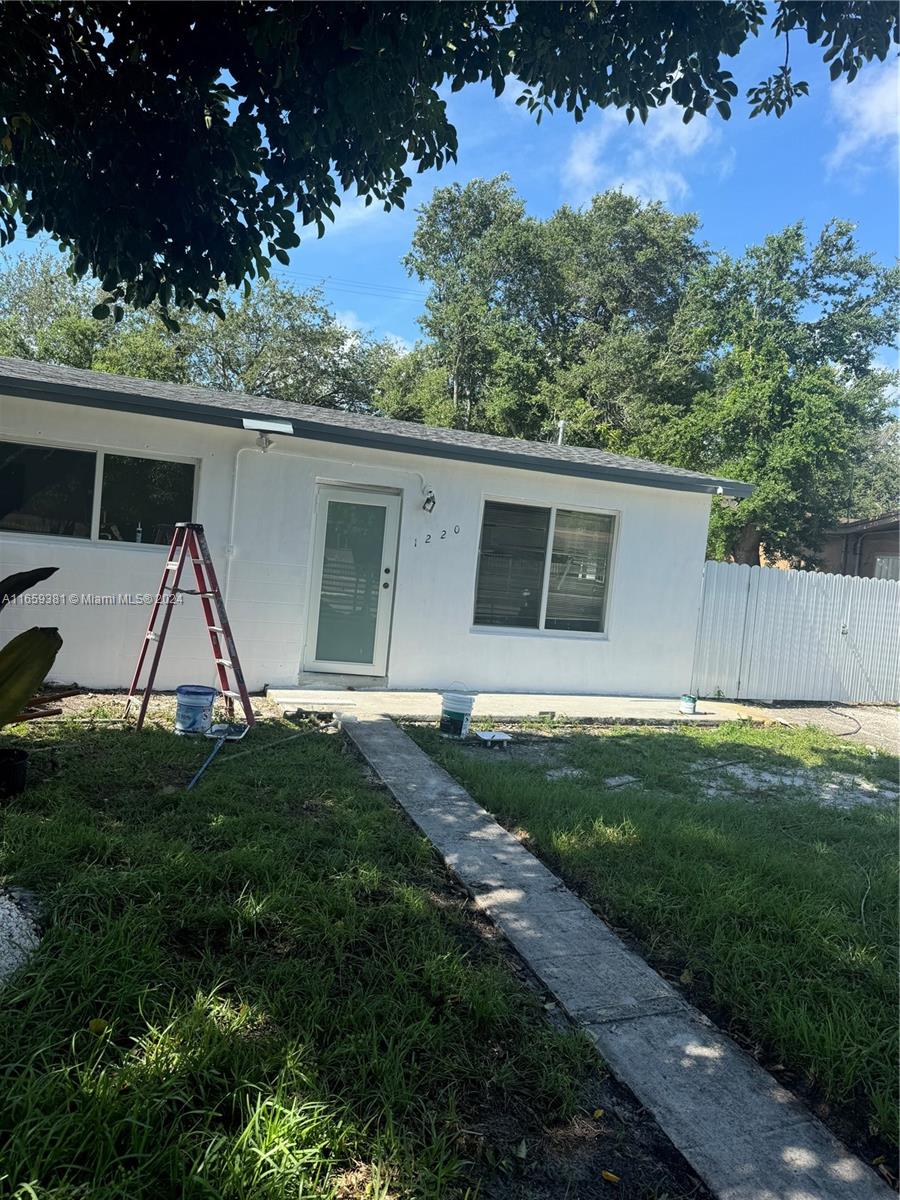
[{"x1": 0, "y1": 374, "x2": 754, "y2": 499}]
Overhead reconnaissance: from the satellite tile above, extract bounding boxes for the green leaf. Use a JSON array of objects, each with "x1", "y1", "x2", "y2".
[{"x1": 0, "y1": 627, "x2": 63, "y2": 728}]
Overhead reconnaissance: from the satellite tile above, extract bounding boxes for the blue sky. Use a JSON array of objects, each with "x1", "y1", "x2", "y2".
[{"x1": 273, "y1": 37, "x2": 898, "y2": 359}]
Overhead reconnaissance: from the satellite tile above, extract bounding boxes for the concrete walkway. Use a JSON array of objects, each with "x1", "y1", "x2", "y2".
[
  {"x1": 342, "y1": 716, "x2": 889, "y2": 1200},
  {"x1": 269, "y1": 688, "x2": 758, "y2": 725}
]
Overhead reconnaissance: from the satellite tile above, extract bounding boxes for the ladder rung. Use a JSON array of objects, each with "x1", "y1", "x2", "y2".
[
  {"x1": 145, "y1": 631, "x2": 159, "y2": 641},
  {"x1": 173, "y1": 588, "x2": 215, "y2": 597},
  {"x1": 166, "y1": 561, "x2": 181, "y2": 569},
  {"x1": 220, "y1": 690, "x2": 242, "y2": 699},
  {"x1": 215, "y1": 658, "x2": 233, "y2": 668},
  {"x1": 207, "y1": 625, "x2": 224, "y2": 633}
]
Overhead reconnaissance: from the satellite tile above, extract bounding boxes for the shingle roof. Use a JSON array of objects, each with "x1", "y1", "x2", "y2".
[{"x1": 0, "y1": 355, "x2": 752, "y2": 497}]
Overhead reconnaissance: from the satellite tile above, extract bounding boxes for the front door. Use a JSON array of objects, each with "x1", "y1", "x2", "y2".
[{"x1": 304, "y1": 487, "x2": 400, "y2": 676}]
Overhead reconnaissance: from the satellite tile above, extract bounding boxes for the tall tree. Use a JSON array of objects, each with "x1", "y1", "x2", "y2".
[
  {"x1": 646, "y1": 222, "x2": 899, "y2": 564},
  {"x1": 0, "y1": 3, "x2": 895, "y2": 321},
  {"x1": 382, "y1": 180, "x2": 703, "y2": 442},
  {"x1": 528, "y1": 193, "x2": 705, "y2": 448},
  {"x1": 0, "y1": 254, "x2": 398, "y2": 411},
  {"x1": 395, "y1": 177, "x2": 544, "y2": 432},
  {"x1": 382, "y1": 186, "x2": 898, "y2": 565},
  {"x1": 0, "y1": 252, "x2": 106, "y2": 368},
  {"x1": 849, "y1": 421, "x2": 900, "y2": 521}
]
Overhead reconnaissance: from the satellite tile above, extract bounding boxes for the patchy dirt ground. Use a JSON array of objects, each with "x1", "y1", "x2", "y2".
[
  {"x1": 33, "y1": 688, "x2": 283, "y2": 723},
  {"x1": 450, "y1": 723, "x2": 898, "y2": 812},
  {"x1": 689, "y1": 759, "x2": 898, "y2": 809},
  {"x1": 476, "y1": 1070, "x2": 709, "y2": 1200}
]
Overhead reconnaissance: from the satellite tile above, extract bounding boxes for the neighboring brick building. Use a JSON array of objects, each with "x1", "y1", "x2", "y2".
[{"x1": 819, "y1": 511, "x2": 899, "y2": 580}]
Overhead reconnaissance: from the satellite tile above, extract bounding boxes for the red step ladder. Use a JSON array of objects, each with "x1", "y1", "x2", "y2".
[{"x1": 124, "y1": 522, "x2": 255, "y2": 732}]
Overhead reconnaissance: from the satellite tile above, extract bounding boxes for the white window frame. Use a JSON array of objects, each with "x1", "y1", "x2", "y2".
[
  {"x1": 470, "y1": 494, "x2": 620, "y2": 640},
  {"x1": 0, "y1": 435, "x2": 199, "y2": 550}
]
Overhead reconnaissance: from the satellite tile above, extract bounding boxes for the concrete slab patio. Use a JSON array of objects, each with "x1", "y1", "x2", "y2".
[
  {"x1": 342, "y1": 715, "x2": 890, "y2": 1200},
  {"x1": 758, "y1": 704, "x2": 900, "y2": 755},
  {"x1": 269, "y1": 688, "x2": 759, "y2": 725}
]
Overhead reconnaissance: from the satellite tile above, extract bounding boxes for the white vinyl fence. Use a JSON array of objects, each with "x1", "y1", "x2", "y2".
[{"x1": 691, "y1": 561, "x2": 900, "y2": 703}]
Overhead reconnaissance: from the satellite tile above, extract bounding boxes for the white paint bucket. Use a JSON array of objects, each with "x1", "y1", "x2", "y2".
[
  {"x1": 679, "y1": 694, "x2": 697, "y2": 715},
  {"x1": 174, "y1": 685, "x2": 217, "y2": 735},
  {"x1": 439, "y1": 692, "x2": 475, "y2": 738}
]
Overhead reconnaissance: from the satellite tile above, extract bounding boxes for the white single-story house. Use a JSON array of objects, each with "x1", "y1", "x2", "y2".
[{"x1": 0, "y1": 356, "x2": 751, "y2": 696}]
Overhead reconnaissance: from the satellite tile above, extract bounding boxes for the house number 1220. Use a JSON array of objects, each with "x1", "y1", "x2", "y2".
[{"x1": 414, "y1": 526, "x2": 460, "y2": 547}]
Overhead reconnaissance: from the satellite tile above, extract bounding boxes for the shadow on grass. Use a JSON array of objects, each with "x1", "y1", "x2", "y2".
[
  {"x1": 410, "y1": 721, "x2": 899, "y2": 1153},
  {"x1": 0, "y1": 718, "x2": 589, "y2": 1200}
]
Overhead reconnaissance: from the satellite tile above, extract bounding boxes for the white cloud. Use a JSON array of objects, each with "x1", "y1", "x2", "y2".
[
  {"x1": 825, "y1": 60, "x2": 899, "y2": 175},
  {"x1": 562, "y1": 120, "x2": 617, "y2": 199},
  {"x1": 562, "y1": 103, "x2": 723, "y2": 207},
  {"x1": 336, "y1": 309, "x2": 413, "y2": 352},
  {"x1": 335, "y1": 307, "x2": 368, "y2": 332},
  {"x1": 324, "y1": 192, "x2": 386, "y2": 236},
  {"x1": 716, "y1": 146, "x2": 737, "y2": 182}
]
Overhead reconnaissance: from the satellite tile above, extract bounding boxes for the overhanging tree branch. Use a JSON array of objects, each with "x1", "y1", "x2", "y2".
[{"x1": 0, "y1": 1, "x2": 896, "y2": 319}]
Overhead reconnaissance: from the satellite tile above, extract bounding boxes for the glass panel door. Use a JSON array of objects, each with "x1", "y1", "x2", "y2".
[{"x1": 306, "y1": 488, "x2": 400, "y2": 675}]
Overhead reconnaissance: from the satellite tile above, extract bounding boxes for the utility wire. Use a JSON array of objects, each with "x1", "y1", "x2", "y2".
[{"x1": 272, "y1": 266, "x2": 427, "y2": 302}]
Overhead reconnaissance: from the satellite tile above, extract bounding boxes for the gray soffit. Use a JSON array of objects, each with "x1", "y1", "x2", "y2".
[{"x1": 0, "y1": 356, "x2": 753, "y2": 498}]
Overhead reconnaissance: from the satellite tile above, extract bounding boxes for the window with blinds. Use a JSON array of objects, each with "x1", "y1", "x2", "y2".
[
  {"x1": 473, "y1": 500, "x2": 616, "y2": 633},
  {"x1": 545, "y1": 509, "x2": 615, "y2": 632},
  {"x1": 473, "y1": 501, "x2": 550, "y2": 627}
]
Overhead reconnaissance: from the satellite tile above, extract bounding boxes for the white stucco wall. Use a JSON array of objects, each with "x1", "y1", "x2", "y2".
[{"x1": 1, "y1": 393, "x2": 712, "y2": 696}]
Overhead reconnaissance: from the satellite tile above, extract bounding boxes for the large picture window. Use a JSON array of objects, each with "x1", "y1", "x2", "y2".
[
  {"x1": 473, "y1": 500, "x2": 615, "y2": 634},
  {"x1": 0, "y1": 440, "x2": 196, "y2": 544},
  {"x1": 0, "y1": 440, "x2": 95, "y2": 538}
]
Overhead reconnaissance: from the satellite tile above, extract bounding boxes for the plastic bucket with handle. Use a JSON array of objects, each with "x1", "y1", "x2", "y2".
[
  {"x1": 439, "y1": 691, "x2": 475, "y2": 738},
  {"x1": 174, "y1": 685, "x2": 217, "y2": 735}
]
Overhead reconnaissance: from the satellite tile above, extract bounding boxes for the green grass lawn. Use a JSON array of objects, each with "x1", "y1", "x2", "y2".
[
  {"x1": 410, "y1": 720, "x2": 899, "y2": 1150},
  {"x1": 0, "y1": 709, "x2": 591, "y2": 1200}
]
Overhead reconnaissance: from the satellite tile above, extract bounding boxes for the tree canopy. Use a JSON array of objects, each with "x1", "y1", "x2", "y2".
[
  {"x1": 381, "y1": 178, "x2": 899, "y2": 565},
  {"x1": 649, "y1": 223, "x2": 899, "y2": 563},
  {"x1": 1, "y1": 1, "x2": 896, "y2": 322},
  {"x1": 380, "y1": 179, "x2": 706, "y2": 443},
  {"x1": 0, "y1": 253, "x2": 398, "y2": 411},
  {"x1": 1, "y1": 179, "x2": 896, "y2": 567}
]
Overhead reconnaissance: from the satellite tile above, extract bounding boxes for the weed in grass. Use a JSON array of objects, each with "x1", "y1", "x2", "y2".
[
  {"x1": 0, "y1": 715, "x2": 591, "y2": 1199},
  {"x1": 411, "y1": 720, "x2": 899, "y2": 1150}
]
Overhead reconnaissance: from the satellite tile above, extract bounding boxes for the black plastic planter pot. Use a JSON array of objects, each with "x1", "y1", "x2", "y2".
[{"x1": 0, "y1": 748, "x2": 28, "y2": 798}]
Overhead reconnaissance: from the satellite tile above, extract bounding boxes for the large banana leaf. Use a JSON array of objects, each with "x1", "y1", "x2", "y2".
[
  {"x1": 0, "y1": 627, "x2": 63, "y2": 728},
  {"x1": 0, "y1": 567, "x2": 59, "y2": 613}
]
